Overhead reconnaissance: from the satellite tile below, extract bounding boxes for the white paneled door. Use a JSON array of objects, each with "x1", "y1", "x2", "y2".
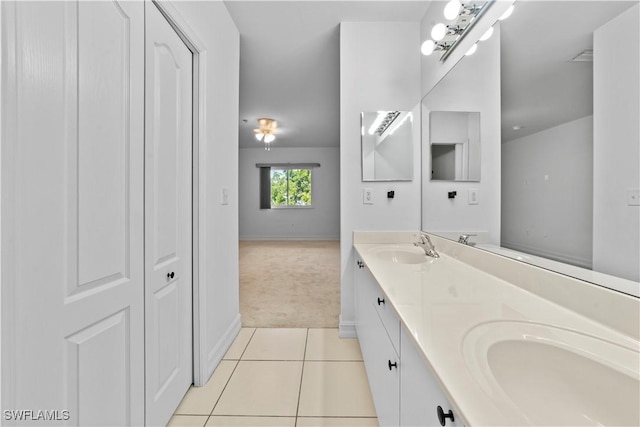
[
  {"x1": 144, "y1": 3, "x2": 194, "y2": 426},
  {"x1": 3, "y1": 1, "x2": 195, "y2": 425},
  {"x1": 2, "y1": 1, "x2": 145, "y2": 425}
]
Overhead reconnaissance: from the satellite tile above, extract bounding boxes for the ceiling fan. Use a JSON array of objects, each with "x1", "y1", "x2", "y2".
[{"x1": 254, "y1": 118, "x2": 278, "y2": 146}]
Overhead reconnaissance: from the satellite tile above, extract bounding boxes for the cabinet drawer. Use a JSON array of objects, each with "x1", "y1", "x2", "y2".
[{"x1": 372, "y1": 293, "x2": 400, "y2": 354}]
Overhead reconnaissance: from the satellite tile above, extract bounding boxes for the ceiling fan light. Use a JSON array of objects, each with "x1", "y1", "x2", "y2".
[
  {"x1": 499, "y1": 5, "x2": 514, "y2": 21},
  {"x1": 421, "y1": 39, "x2": 436, "y2": 56},
  {"x1": 444, "y1": 0, "x2": 462, "y2": 20},
  {"x1": 255, "y1": 133, "x2": 264, "y2": 141},
  {"x1": 480, "y1": 26, "x2": 494, "y2": 42},
  {"x1": 431, "y1": 23, "x2": 447, "y2": 42},
  {"x1": 264, "y1": 134, "x2": 275, "y2": 143}
]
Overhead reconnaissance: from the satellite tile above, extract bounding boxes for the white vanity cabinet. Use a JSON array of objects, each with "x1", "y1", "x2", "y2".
[
  {"x1": 355, "y1": 260, "x2": 400, "y2": 426},
  {"x1": 355, "y1": 259, "x2": 463, "y2": 427},
  {"x1": 400, "y1": 327, "x2": 463, "y2": 427}
]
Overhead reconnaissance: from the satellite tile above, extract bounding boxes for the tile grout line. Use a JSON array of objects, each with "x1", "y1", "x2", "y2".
[
  {"x1": 294, "y1": 328, "x2": 310, "y2": 426},
  {"x1": 206, "y1": 328, "x2": 258, "y2": 421}
]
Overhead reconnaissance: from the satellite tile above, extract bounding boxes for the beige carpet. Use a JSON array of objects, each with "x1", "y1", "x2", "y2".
[{"x1": 239, "y1": 240, "x2": 340, "y2": 328}]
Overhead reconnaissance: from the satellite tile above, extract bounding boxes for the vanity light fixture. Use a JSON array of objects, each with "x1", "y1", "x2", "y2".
[
  {"x1": 421, "y1": 1, "x2": 514, "y2": 61},
  {"x1": 421, "y1": 39, "x2": 436, "y2": 56},
  {"x1": 254, "y1": 118, "x2": 278, "y2": 150},
  {"x1": 444, "y1": 0, "x2": 462, "y2": 20},
  {"x1": 499, "y1": 4, "x2": 514, "y2": 20},
  {"x1": 387, "y1": 112, "x2": 413, "y2": 136},
  {"x1": 373, "y1": 111, "x2": 401, "y2": 136},
  {"x1": 479, "y1": 26, "x2": 494, "y2": 41},
  {"x1": 431, "y1": 23, "x2": 448, "y2": 41}
]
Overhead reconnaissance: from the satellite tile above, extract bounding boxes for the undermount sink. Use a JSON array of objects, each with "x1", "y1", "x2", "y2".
[
  {"x1": 372, "y1": 247, "x2": 428, "y2": 264},
  {"x1": 463, "y1": 321, "x2": 640, "y2": 426}
]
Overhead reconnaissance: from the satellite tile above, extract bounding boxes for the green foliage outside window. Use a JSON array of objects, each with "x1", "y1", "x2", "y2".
[{"x1": 271, "y1": 169, "x2": 312, "y2": 207}]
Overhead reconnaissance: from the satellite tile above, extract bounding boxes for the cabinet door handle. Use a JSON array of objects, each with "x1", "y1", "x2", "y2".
[
  {"x1": 167, "y1": 272, "x2": 175, "y2": 280},
  {"x1": 377, "y1": 297, "x2": 385, "y2": 306},
  {"x1": 437, "y1": 406, "x2": 454, "y2": 426},
  {"x1": 387, "y1": 360, "x2": 397, "y2": 370},
  {"x1": 357, "y1": 260, "x2": 365, "y2": 269}
]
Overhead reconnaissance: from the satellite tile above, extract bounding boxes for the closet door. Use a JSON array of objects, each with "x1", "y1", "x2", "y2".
[
  {"x1": 144, "y1": 3, "x2": 194, "y2": 426},
  {"x1": 2, "y1": 1, "x2": 145, "y2": 424}
]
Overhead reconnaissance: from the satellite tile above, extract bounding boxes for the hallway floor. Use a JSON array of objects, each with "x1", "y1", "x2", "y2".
[{"x1": 168, "y1": 328, "x2": 378, "y2": 427}]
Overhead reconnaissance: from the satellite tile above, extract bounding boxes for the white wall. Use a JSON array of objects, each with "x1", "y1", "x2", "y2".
[
  {"x1": 339, "y1": 22, "x2": 422, "y2": 336},
  {"x1": 151, "y1": 1, "x2": 242, "y2": 383},
  {"x1": 593, "y1": 5, "x2": 640, "y2": 282},
  {"x1": 239, "y1": 147, "x2": 340, "y2": 240},
  {"x1": 502, "y1": 116, "x2": 593, "y2": 269},
  {"x1": 420, "y1": 25, "x2": 501, "y2": 244}
]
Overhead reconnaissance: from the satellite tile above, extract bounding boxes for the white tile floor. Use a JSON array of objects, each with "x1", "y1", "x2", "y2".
[{"x1": 168, "y1": 328, "x2": 378, "y2": 427}]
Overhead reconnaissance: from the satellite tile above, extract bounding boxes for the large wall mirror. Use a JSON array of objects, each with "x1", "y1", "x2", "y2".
[
  {"x1": 361, "y1": 110, "x2": 413, "y2": 181},
  {"x1": 421, "y1": 1, "x2": 640, "y2": 295}
]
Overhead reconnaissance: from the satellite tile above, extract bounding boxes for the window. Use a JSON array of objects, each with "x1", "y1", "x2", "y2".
[
  {"x1": 257, "y1": 163, "x2": 319, "y2": 210},
  {"x1": 270, "y1": 168, "x2": 312, "y2": 207}
]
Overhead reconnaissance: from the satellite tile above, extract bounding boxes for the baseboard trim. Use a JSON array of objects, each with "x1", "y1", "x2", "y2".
[
  {"x1": 339, "y1": 316, "x2": 357, "y2": 338},
  {"x1": 239, "y1": 235, "x2": 340, "y2": 241},
  {"x1": 201, "y1": 314, "x2": 242, "y2": 386}
]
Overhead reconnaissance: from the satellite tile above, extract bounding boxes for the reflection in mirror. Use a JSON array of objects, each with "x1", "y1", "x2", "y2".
[
  {"x1": 430, "y1": 111, "x2": 480, "y2": 181},
  {"x1": 421, "y1": 1, "x2": 640, "y2": 295},
  {"x1": 420, "y1": 21, "x2": 501, "y2": 247},
  {"x1": 361, "y1": 111, "x2": 413, "y2": 181}
]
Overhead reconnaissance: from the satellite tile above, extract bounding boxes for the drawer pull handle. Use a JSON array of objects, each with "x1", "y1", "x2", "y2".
[
  {"x1": 377, "y1": 297, "x2": 385, "y2": 306},
  {"x1": 167, "y1": 272, "x2": 175, "y2": 280},
  {"x1": 437, "y1": 406, "x2": 454, "y2": 426},
  {"x1": 387, "y1": 360, "x2": 397, "y2": 370}
]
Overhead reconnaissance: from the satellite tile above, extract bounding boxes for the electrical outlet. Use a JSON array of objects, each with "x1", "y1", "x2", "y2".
[
  {"x1": 468, "y1": 188, "x2": 479, "y2": 205},
  {"x1": 363, "y1": 188, "x2": 373, "y2": 204}
]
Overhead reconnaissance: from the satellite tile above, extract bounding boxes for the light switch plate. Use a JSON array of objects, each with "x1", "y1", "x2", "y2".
[
  {"x1": 628, "y1": 189, "x2": 640, "y2": 206},
  {"x1": 363, "y1": 188, "x2": 373, "y2": 204},
  {"x1": 468, "y1": 188, "x2": 479, "y2": 205}
]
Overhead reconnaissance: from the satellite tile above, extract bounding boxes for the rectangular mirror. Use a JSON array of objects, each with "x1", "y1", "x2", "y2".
[
  {"x1": 430, "y1": 111, "x2": 481, "y2": 181},
  {"x1": 361, "y1": 110, "x2": 413, "y2": 181}
]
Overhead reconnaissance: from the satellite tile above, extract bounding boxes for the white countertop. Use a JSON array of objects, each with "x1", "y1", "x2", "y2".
[{"x1": 354, "y1": 241, "x2": 640, "y2": 426}]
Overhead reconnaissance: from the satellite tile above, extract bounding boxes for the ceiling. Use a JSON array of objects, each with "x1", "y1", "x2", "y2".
[
  {"x1": 500, "y1": 0, "x2": 635, "y2": 142},
  {"x1": 224, "y1": 1, "x2": 431, "y2": 149}
]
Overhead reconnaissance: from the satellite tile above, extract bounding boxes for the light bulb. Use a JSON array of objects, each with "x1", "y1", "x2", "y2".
[
  {"x1": 444, "y1": 0, "x2": 462, "y2": 20},
  {"x1": 431, "y1": 23, "x2": 447, "y2": 42},
  {"x1": 499, "y1": 5, "x2": 514, "y2": 21},
  {"x1": 479, "y1": 26, "x2": 494, "y2": 41},
  {"x1": 264, "y1": 134, "x2": 275, "y2": 143},
  {"x1": 421, "y1": 40, "x2": 436, "y2": 56},
  {"x1": 255, "y1": 133, "x2": 263, "y2": 141},
  {"x1": 465, "y1": 43, "x2": 478, "y2": 56}
]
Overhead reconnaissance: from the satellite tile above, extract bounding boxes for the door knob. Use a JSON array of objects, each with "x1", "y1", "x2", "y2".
[
  {"x1": 167, "y1": 272, "x2": 175, "y2": 279},
  {"x1": 437, "y1": 406, "x2": 454, "y2": 426}
]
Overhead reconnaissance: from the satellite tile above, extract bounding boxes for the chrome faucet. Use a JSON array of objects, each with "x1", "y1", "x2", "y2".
[
  {"x1": 414, "y1": 233, "x2": 440, "y2": 258},
  {"x1": 458, "y1": 234, "x2": 476, "y2": 246}
]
